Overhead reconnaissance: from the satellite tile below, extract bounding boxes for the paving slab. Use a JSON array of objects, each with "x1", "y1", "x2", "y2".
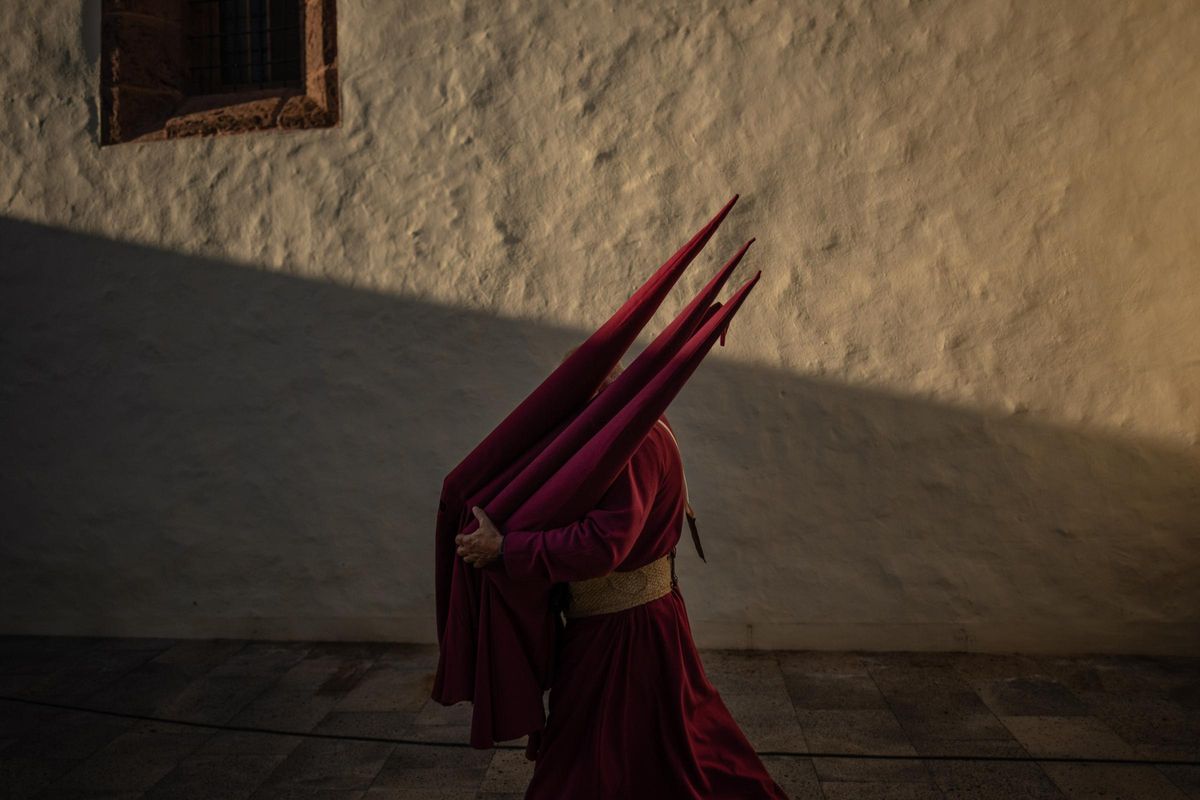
[
  {"x1": 1078, "y1": 692, "x2": 1200, "y2": 755},
  {"x1": 42, "y1": 723, "x2": 212, "y2": 796},
  {"x1": 150, "y1": 639, "x2": 250, "y2": 679},
  {"x1": 999, "y1": 715, "x2": 1139, "y2": 760},
  {"x1": 759, "y1": 755, "x2": 824, "y2": 799},
  {"x1": 195, "y1": 730, "x2": 307, "y2": 756},
  {"x1": 406, "y1": 697, "x2": 476, "y2": 743},
  {"x1": 333, "y1": 662, "x2": 431, "y2": 713},
  {"x1": 143, "y1": 752, "x2": 289, "y2": 800},
  {"x1": 478, "y1": 748, "x2": 536, "y2": 794},
  {"x1": 229, "y1": 687, "x2": 343, "y2": 733},
  {"x1": 156, "y1": 674, "x2": 279, "y2": 726},
  {"x1": 313, "y1": 711, "x2": 416, "y2": 740},
  {"x1": 206, "y1": 642, "x2": 313, "y2": 679},
  {"x1": 366, "y1": 741, "x2": 493, "y2": 795},
  {"x1": 253, "y1": 737, "x2": 395, "y2": 794},
  {"x1": 1039, "y1": 761, "x2": 1189, "y2": 799},
  {"x1": 721, "y1": 690, "x2": 809, "y2": 752},
  {"x1": 82, "y1": 660, "x2": 199, "y2": 716},
  {"x1": 971, "y1": 676, "x2": 1090, "y2": 716},
  {"x1": 1156, "y1": 764, "x2": 1200, "y2": 799},
  {"x1": 0, "y1": 754, "x2": 82, "y2": 800},
  {"x1": 819, "y1": 779, "x2": 946, "y2": 798},
  {"x1": 700, "y1": 649, "x2": 790, "y2": 696},
  {"x1": 811, "y1": 755, "x2": 935, "y2": 783},
  {"x1": 908, "y1": 736, "x2": 1032, "y2": 757},
  {"x1": 783, "y1": 671, "x2": 891, "y2": 710},
  {"x1": 926, "y1": 759, "x2": 1066, "y2": 799},
  {"x1": 795, "y1": 709, "x2": 917, "y2": 756},
  {"x1": 0, "y1": 705, "x2": 134, "y2": 760}
]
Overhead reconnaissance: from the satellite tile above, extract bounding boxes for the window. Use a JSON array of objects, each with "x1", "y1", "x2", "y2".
[{"x1": 100, "y1": 0, "x2": 338, "y2": 145}]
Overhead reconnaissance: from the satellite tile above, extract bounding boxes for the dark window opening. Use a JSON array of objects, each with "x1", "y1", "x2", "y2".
[
  {"x1": 100, "y1": 0, "x2": 338, "y2": 144},
  {"x1": 188, "y1": 0, "x2": 304, "y2": 94}
]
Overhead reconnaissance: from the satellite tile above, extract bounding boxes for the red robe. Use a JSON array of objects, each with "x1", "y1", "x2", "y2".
[
  {"x1": 502, "y1": 417, "x2": 789, "y2": 799},
  {"x1": 433, "y1": 196, "x2": 770, "y2": 774}
]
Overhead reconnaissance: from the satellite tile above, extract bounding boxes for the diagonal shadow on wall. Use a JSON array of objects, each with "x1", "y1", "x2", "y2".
[{"x1": 1, "y1": 217, "x2": 1197, "y2": 654}]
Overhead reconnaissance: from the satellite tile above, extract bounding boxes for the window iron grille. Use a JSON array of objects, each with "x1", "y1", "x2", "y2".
[{"x1": 187, "y1": 0, "x2": 303, "y2": 94}]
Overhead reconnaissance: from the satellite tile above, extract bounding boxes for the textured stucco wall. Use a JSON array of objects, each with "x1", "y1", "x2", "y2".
[{"x1": 1, "y1": 0, "x2": 1197, "y2": 654}]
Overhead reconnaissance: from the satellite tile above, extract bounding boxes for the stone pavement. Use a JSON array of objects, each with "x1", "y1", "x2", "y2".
[{"x1": 0, "y1": 636, "x2": 1196, "y2": 799}]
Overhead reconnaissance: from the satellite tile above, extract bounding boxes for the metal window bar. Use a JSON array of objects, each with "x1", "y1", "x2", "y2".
[{"x1": 187, "y1": 0, "x2": 303, "y2": 94}]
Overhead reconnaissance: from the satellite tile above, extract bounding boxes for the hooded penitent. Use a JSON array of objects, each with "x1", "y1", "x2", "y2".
[{"x1": 433, "y1": 196, "x2": 760, "y2": 748}]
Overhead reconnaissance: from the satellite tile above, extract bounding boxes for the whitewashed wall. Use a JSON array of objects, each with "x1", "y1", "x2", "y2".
[{"x1": 1, "y1": 0, "x2": 1197, "y2": 655}]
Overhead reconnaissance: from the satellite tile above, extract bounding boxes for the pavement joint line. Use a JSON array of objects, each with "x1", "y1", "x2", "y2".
[{"x1": 1, "y1": 694, "x2": 1197, "y2": 767}]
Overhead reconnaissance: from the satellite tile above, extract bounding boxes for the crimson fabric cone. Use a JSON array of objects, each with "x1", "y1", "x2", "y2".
[
  {"x1": 439, "y1": 195, "x2": 738, "y2": 505},
  {"x1": 469, "y1": 272, "x2": 761, "y2": 747},
  {"x1": 475, "y1": 239, "x2": 755, "y2": 530},
  {"x1": 508, "y1": 272, "x2": 760, "y2": 530},
  {"x1": 459, "y1": 263, "x2": 758, "y2": 747},
  {"x1": 434, "y1": 197, "x2": 738, "y2": 653},
  {"x1": 433, "y1": 199, "x2": 761, "y2": 749},
  {"x1": 435, "y1": 197, "x2": 738, "y2": 675}
]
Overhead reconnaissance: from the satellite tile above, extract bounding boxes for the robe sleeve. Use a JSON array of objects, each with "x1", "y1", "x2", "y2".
[{"x1": 500, "y1": 430, "x2": 665, "y2": 584}]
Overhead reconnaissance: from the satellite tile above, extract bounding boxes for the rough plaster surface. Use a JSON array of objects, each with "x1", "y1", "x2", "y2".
[{"x1": 1, "y1": 1, "x2": 1197, "y2": 654}]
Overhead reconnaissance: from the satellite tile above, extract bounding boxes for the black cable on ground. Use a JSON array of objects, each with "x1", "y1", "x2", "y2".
[{"x1": 1, "y1": 695, "x2": 1196, "y2": 767}]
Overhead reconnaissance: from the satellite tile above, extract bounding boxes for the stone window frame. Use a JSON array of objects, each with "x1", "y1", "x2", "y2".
[{"x1": 100, "y1": 0, "x2": 339, "y2": 145}]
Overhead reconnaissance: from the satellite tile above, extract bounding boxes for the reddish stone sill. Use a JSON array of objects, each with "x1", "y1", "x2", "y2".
[{"x1": 132, "y1": 90, "x2": 336, "y2": 143}]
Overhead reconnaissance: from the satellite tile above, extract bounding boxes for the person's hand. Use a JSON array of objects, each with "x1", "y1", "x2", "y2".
[{"x1": 456, "y1": 506, "x2": 503, "y2": 568}]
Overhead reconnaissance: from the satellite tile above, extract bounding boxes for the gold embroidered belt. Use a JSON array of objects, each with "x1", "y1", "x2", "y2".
[{"x1": 565, "y1": 551, "x2": 676, "y2": 618}]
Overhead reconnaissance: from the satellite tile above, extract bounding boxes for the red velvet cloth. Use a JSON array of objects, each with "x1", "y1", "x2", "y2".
[
  {"x1": 506, "y1": 419, "x2": 789, "y2": 798},
  {"x1": 432, "y1": 196, "x2": 766, "y2": 762}
]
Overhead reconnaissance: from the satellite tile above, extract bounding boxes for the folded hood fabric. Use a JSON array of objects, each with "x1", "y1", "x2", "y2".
[{"x1": 433, "y1": 196, "x2": 761, "y2": 749}]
